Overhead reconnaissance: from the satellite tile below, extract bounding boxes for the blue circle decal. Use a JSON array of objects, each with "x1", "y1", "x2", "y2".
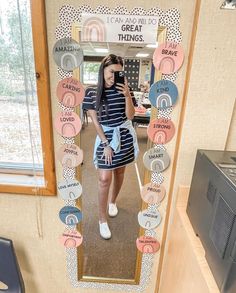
[
  {"x1": 59, "y1": 206, "x2": 82, "y2": 226},
  {"x1": 149, "y1": 80, "x2": 178, "y2": 109}
]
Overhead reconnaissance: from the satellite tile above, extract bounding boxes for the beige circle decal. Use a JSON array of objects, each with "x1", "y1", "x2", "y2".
[
  {"x1": 138, "y1": 209, "x2": 162, "y2": 230},
  {"x1": 56, "y1": 144, "x2": 83, "y2": 168},
  {"x1": 147, "y1": 118, "x2": 175, "y2": 144},
  {"x1": 143, "y1": 147, "x2": 170, "y2": 173},
  {"x1": 141, "y1": 182, "x2": 166, "y2": 204},
  {"x1": 56, "y1": 77, "x2": 85, "y2": 107},
  {"x1": 58, "y1": 179, "x2": 82, "y2": 200},
  {"x1": 54, "y1": 111, "x2": 82, "y2": 138}
]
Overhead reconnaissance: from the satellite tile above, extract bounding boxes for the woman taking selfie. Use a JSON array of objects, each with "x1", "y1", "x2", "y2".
[{"x1": 83, "y1": 54, "x2": 139, "y2": 239}]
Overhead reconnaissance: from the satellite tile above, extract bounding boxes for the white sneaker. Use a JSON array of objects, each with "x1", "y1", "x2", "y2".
[
  {"x1": 108, "y1": 203, "x2": 118, "y2": 217},
  {"x1": 99, "y1": 221, "x2": 111, "y2": 239}
]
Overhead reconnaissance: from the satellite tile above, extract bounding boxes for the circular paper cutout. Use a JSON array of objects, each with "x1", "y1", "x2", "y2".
[
  {"x1": 147, "y1": 118, "x2": 175, "y2": 144},
  {"x1": 54, "y1": 111, "x2": 82, "y2": 138},
  {"x1": 60, "y1": 229, "x2": 83, "y2": 248},
  {"x1": 136, "y1": 236, "x2": 160, "y2": 253},
  {"x1": 59, "y1": 206, "x2": 82, "y2": 225},
  {"x1": 141, "y1": 182, "x2": 166, "y2": 204},
  {"x1": 138, "y1": 209, "x2": 162, "y2": 230},
  {"x1": 56, "y1": 144, "x2": 83, "y2": 168},
  {"x1": 56, "y1": 77, "x2": 85, "y2": 107},
  {"x1": 143, "y1": 147, "x2": 170, "y2": 173},
  {"x1": 53, "y1": 38, "x2": 83, "y2": 71},
  {"x1": 149, "y1": 80, "x2": 178, "y2": 109},
  {"x1": 153, "y1": 42, "x2": 184, "y2": 74},
  {"x1": 58, "y1": 179, "x2": 82, "y2": 200}
]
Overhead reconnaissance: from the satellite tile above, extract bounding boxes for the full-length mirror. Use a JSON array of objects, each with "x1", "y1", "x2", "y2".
[{"x1": 72, "y1": 20, "x2": 166, "y2": 284}]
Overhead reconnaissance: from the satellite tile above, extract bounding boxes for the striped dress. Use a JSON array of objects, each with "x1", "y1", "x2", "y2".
[{"x1": 83, "y1": 86, "x2": 136, "y2": 170}]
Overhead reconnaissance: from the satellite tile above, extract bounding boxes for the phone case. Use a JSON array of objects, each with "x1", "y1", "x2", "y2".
[{"x1": 114, "y1": 71, "x2": 125, "y2": 84}]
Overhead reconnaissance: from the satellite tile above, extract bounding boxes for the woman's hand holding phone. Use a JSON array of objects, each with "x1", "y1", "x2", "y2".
[{"x1": 115, "y1": 77, "x2": 131, "y2": 98}]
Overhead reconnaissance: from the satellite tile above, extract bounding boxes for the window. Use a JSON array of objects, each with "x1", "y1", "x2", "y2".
[
  {"x1": 82, "y1": 61, "x2": 100, "y2": 85},
  {"x1": 0, "y1": 0, "x2": 56, "y2": 195}
]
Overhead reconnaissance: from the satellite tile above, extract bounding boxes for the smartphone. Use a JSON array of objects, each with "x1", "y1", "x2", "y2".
[{"x1": 114, "y1": 71, "x2": 125, "y2": 85}]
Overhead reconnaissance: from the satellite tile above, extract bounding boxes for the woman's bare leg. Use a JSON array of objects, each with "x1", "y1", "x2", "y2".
[
  {"x1": 110, "y1": 166, "x2": 126, "y2": 204},
  {"x1": 98, "y1": 169, "x2": 113, "y2": 222}
]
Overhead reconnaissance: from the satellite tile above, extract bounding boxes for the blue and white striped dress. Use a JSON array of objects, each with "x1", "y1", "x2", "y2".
[{"x1": 83, "y1": 86, "x2": 136, "y2": 170}]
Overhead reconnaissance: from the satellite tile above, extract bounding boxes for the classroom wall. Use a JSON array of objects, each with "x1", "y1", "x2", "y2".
[{"x1": 0, "y1": 0, "x2": 235, "y2": 292}]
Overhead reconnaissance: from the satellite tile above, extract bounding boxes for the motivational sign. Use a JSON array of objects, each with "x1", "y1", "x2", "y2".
[
  {"x1": 59, "y1": 206, "x2": 82, "y2": 226},
  {"x1": 56, "y1": 144, "x2": 83, "y2": 168},
  {"x1": 56, "y1": 77, "x2": 85, "y2": 107},
  {"x1": 153, "y1": 42, "x2": 184, "y2": 74},
  {"x1": 53, "y1": 38, "x2": 83, "y2": 71},
  {"x1": 136, "y1": 236, "x2": 160, "y2": 253},
  {"x1": 81, "y1": 13, "x2": 159, "y2": 44},
  {"x1": 147, "y1": 118, "x2": 175, "y2": 144},
  {"x1": 141, "y1": 182, "x2": 166, "y2": 204},
  {"x1": 143, "y1": 147, "x2": 170, "y2": 173},
  {"x1": 60, "y1": 229, "x2": 83, "y2": 248},
  {"x1": 54, "y1": 111, "x2": 82, "y2": 138},
  {"x1": 58, "y1": 179, "x2": 82, "y2": 200},
  {"x1": 138, "y1": 209, "x2": 162, "y2": 230},
  {"x1": 149, "y1": 80, "x2": 178, "y2": 109}
]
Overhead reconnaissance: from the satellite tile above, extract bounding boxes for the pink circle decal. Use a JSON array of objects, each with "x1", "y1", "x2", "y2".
[
  {"x1": 141, "y1": 182, "x2": 166, "y2": 204},
  {"x1": 153, "y1": 42, "x2": 184, "y2": 74},
  {"x1": 60, "y1": 229, "x2": 83, "y2": 248},
  {"x1": 56, "y1": 77, "x2": 85, "y2": 107},
  {"x1": 54, "y1": 111, "x2": 82, "y2": 138},
  {"x1": 147, "y1": 118, "x2": 175, "y2": 144},
  {"x1": 136, "y1": 236, "x2": 160, "y2": 253},
  {"x1": 56, "y1": 144, "x2": 83, "y2": 168}
]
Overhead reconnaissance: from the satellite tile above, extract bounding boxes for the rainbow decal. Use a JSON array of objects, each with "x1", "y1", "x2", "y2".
[
  {"x1": 144, "y1": 194, "x2": 155, "y2": 204},
  {"x1": 60, "y1": 53, "x2": 79, "y2": 70},
  {"x1": 64, "y1": 238, "x2": 77, "y2": 248},
  {"x1": 62, "y1": 153, "x2": 77, "y2": 168},
  {"x1": 82, "y1": 17, "x2": 106, "y2": 42},
  {"x1": 65, "y1": 214, "x2": 79, "y2": 225},
  {"x1": 150, "y1": 159, "x2": 165, "y2": 172},
  {"x1": 158, "y1": 56, "x2": 175, "y2": 73},
  {"x1": 68, "y1": 191, "x2": 77, "y2": 200},
  {"x1": 61, "y1": 123, "x2": 77, "y2": 137},
  {"x1": 156, "y1": 93, "x2": 172, "y2": 109},
  {"x1": 144, "y1": 220, "x2": 152, "y2": 228},
  {"x1": 142, "y1": 244, "x2": 155, "y2": 253},
  {"x1": 153, "y1": 131, "x2": 167, "y2": 145},
  {"x1": 62, "y1": 92, "x2": 76, "y2": 107}
]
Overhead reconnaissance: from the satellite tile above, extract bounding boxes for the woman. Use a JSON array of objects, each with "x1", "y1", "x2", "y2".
[{"x1": 83, "y1": 54, "x2": 139, "y2": 239}]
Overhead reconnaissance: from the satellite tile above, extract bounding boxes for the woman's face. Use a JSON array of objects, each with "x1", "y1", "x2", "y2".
[{"x1": 104, "y1": 64, "x2": 123, "y2": 88}]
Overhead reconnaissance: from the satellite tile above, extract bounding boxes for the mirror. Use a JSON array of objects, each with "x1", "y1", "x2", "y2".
[
  {"x1": 55, "y1": 4, "x2": 183, "y2": 290},
  {"x1": 72, "y1": 22, "x2": 167, "y2": 284}
]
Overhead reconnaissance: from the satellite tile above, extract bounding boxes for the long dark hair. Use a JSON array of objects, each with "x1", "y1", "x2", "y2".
[{"x1": 96, "y1": 54, "x2": 123, "y2": 116}]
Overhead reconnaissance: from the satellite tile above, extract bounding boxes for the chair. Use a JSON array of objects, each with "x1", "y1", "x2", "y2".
[{"x1": 0, "y1": 237, "x2": 25, "y2": 293}]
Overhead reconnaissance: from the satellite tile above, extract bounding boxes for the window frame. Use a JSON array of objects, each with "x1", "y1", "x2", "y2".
[{"x1": 0, "y1": 0, "x2": 56, "y2": 196}]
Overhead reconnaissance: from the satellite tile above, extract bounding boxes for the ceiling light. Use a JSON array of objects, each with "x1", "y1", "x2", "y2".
[
  {"x1": 146, "y1": 43, "x2": 158, "y2": 48},
  {"x1": 136, "y1": 53, "x2": 149, "y2": 58},
  {"x1": 94, "y1": 48, "x2": 109, "y2": 53}
]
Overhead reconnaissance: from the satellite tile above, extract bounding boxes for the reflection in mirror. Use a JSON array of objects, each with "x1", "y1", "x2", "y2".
[{"x1": 73, "y1": 24, "x2": 166, "y2": 284}]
